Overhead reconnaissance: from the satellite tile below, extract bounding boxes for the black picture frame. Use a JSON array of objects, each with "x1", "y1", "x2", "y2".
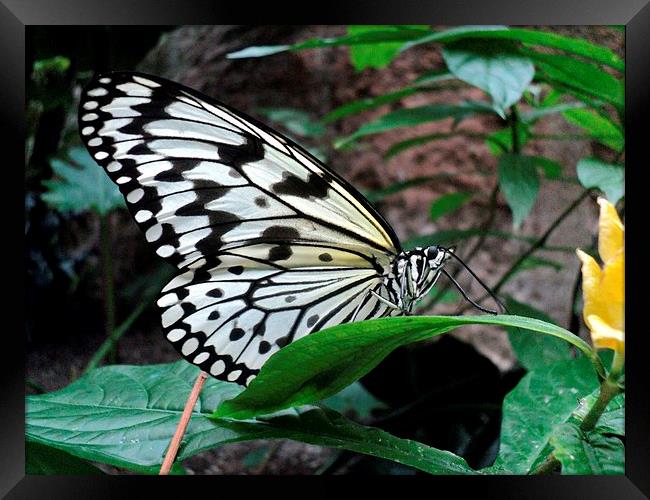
[{"x1": 5, "y1": 0, "x2": 647, "y2": 497}]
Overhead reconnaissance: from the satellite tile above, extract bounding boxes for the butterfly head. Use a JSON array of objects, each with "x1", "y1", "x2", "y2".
[{"x1": 388, "y1": 245, "x2": 454, "y2": 312}]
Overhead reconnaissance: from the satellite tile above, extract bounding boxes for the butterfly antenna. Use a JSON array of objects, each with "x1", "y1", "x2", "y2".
[{"x1": 441, "y1": 249, "x2": 508, "y2": 315}]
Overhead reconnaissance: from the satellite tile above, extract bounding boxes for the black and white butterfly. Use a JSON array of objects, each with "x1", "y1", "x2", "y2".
[{"x1": 78, "y1": 72, "x2": 478, "y2": 386}]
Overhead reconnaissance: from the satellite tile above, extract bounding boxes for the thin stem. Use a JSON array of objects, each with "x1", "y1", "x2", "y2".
[
  {"x1": 510, "y1": 105, "x2": 522, "y2": 154},
  {"x1": 531, "y1": 454, "x2": 561, "y2": 475},
  {"x1": 159, "y1": 371, "x2": 208, "y2": 475},
  {"x1": 99, "y1": 213, "x2": 116, "y2": 363},
  {"x1": 460, "y1": 189, "x2": 591, "y2": 312},
  {"x1": 82, "y1": 298, "x2": 152, "y2": 375}
]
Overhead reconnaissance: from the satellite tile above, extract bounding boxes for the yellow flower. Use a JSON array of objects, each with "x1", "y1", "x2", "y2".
[{"x1": 576, "y1": 197, "x2": 624, "y2": 354}]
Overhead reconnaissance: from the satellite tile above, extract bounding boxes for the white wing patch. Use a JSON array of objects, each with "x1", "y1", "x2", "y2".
[{"x1": 78, "y1": 72, "x2": 403, "y2": 386}]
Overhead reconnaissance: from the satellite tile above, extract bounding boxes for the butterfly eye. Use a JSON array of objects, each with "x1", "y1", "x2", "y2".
[{"x1": 426, "y1": 246, "x2": 441, "y2": 261}]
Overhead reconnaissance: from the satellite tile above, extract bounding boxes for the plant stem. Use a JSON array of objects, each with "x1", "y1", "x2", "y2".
[
  {"x1": 580, "y1": 378, "x2": 621, "y2": 433},
  {"x1": 461, "y1": 189, "x2": 591, "y2": 310},
  {"x1": 159, "y1": 371, "x2": 208, "y2": 475},
  {"x1": 510, "y1": 105, "x2": 522, "y2": 154},
  {"x1": 531, "y1": 454, "x2": 561, "y2": 475},
  {"x1": 82, "y1": 298, "x2": 151, "y2": 375},
  {"x1": 99, "y1": 213, "x2": 116, "y2": 363}
]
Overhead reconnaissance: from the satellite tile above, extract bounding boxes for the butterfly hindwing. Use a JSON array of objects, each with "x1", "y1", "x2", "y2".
[{"x1": 79, "y1": 72, "x2": 402, "y2": 385}]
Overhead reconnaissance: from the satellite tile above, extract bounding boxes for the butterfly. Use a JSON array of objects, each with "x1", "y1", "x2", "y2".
[{"x1": 78, "y1": 71, "x2": 474, "y2": 386}]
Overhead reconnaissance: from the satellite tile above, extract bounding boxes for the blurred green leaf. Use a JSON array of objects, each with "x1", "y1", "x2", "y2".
[
  {"x1": 386, "y1": 131, "x2": 483, "y2": 159},
  {"x1": 364, "y1": 175, "x2": 451, "y2": 202},
  {"x1": 26, "y1": 361, "x2": 476, "y2": 475},
  {"x1": 256, "y1": 107, "x2": 326, "y2": 138},
  {"x1": 324, "y1": 87, "x2": 418, "y2": 123},
  {"x1": 348, "y1": 26, "x2": 426, "y2": 70},
  {"x1": 514, "y1": 255, "x2": 563, "y2": 273},
  {"x1": 32, "y1": 56, "x2": 71, "y2": 79},
  {"x1": 213, "y1": 315, "x2": 597, "y2": 420},
  {"x1": 550, "y1": 422, "x2": 624, "y2": 474},
  {"x1": 442, "y1": 40, "x2": 534, "y2": 118},
  {"x1": 42, "y1": 147, "x2": 125, "y2": 215},
  {"x1": 503, "y1": 296, "x2": 572, "y2": 371},
  {"x1": 486, "y1": 122, "x2": 531, "y2": 156},
  {"x1": 562, "y1": 109, "x2": 623, "y2": 152},
  {"x1": 403, "y1": 26, "x2": 623, "y2": 71},
  {"x1": 531, "y1": 156, "x2": 563, "y2": 180},
  {"x1": 227, "y1": 26, "x2": 431, "y2": 59},
  {"x1": 336, "y1": 101, "x2": 493, "y2": 149},
  {"x1": 493, "y1": 356, "x2": 598, "y2": 473},
  {"x1": 322, "y1": 381, "x2": 387, "y2": 419},
  {"x1": 576, "y1": 158, "x2": 624, "y2": 204},
  {"x1": 324, "y1": 70, "x2": 454, "y2": 123},
  {"x1": 26, "y1": 441, "x2": 103, "y2": 475},
  {"x1": 520, "y1": 102, "x2": 585, "y2": 123},
  {"x1": 528, "y1": 51, "x2": 624, "y2": 110},
  {"x1": 429, "y1": 192, "x2": 472, "y2": 221},
  {"x1": 404, "y1": 227, "x2": 542, "y2": 249},
  {"x1": 497, "y1": 154, "x2": 540, "y2": 228}
]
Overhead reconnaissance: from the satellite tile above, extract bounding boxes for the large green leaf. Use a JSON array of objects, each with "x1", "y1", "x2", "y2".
[
  {"x1": 335, "y1": 102, "x2": 493, "y2": 149},
  {"x1": 26, "y1": 441, "x2": 103, "y2": 475},
  {"x1": 550, "y1": 422, "x2": 624, "y2": 474},
  {"x1": 321, "y1": 381, "x2": 386, "y2": 419},
  {"x1": 493, "y1": 356, "x2": 598, "y2": 473},
  {"x1": 497, "y1": 154, "x2": 540, "y2": 228},
  {"x1": 442, "y1": 40, "x2": 534, "y2": 118},
  {"x1": 503, "y1": 297, "x2": 573, "y2": 371},
  {"x1": 227, "y1": 26, "x2": 431, "y2": 59},
  {"x1": 562, "y1": 109, "x2": 624, "y2": 152},
  {"x1": 213, "y1": 315, "x2": 599, "y2": 420},
  {"x1": 572, "y1": 391, "x2": 624, "y2": 436},
  {"x1": 41, "y1": 147, "x2": 125, "y2": 215},
  {"x1": 347, "y1": 26, "x2": 426, "y2": 70},
  {"x1": 26, "y1": 361, "x2": 476, "y2": 475},
  {"x1": 528, "y1": 51, "x2": 624, "y2": 110},
  {"x1": 402, "y1": 26, "x2": 623, "y2": 71},
  {"x1": 576, "y1": 158, "x2": 624, "y2": 204}
]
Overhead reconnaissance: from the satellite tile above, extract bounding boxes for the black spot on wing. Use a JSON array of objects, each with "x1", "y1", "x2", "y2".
[
  {"x1": 318, "y1": 252, "x2": 333, "y2": 262},
  {"x1": 258, "y1": 341, "x2": 271, "y2": 354},
  {"x1": 261, "y1": 225, "x2": 300, "y2": 240},
  {"x1": 268, "y1": 245, "x2": 293, "y2": 261},
  {"x1": 218, "y1": 136, "x2": 265, "y2": 168},
  {"x1": 229, "y1": 328, "x2": 245, "y2": 341},
  {"x1": 271, "y1": 172, "x2": 329, "y2": 199}
]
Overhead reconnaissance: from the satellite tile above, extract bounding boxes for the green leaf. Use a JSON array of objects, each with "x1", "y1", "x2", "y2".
[
  {"x1": 520, "y1": 101, "x2": 585, "y2": 123},
  {"x1": 442, "y1": 40, "x2": 534, "y2": 118},
  {"x1": 531, "y1": 156, "x2": 563, "y2": 180},
  {"x1": 386, "y1": 132, "x2": 474, "y2": 159},
  {"x1": 227, "y1": 26, "x2": 431, "y2": 59},
  {"x1": 403, "y1": 26, "x2": 623, "y2": 71},
  {"x1": 255, "y1": 107, "x2": 326, "y2": 138},
  {"x1": 324, "y1": 87, "x2": 419, "y2": 123},
  {"x1": 576, "y1": 158, "x2": 624, "y2": 205},
  {"x1": 528, "y1": 50, "x2": 624, "y2": 110},
  {"x1": 550, "y1": 423, "x2": 624, "y2": 474},
  {"x1": 429, "y1": 192, "x2": 472, "y2": 221},
  {"x1": 321, "y1": 382, "x2": 387, "y2": 419},
  {"x1": 26, "y1": 441, "x2": 103, "y2": 475},
  {"x1": 213, "y1": 315, "x2": 598, "y2": 420},
  {"x1": 493, "y1": 356, "x2": 599, "y2": 473},
  {"x1": 485, "y1": 122, "x2": 531, "y2": 156},
  {"x1": 503, "y1": 297, "x2": 572, "y2": 371},
  {"x1": 572, "y1": 391, "x2": 625, "y2": 436},
  {"x1": 348, "y1": 26, "x2": 426, "y2": 70},
  {"x1": 41, "y1": 147, "x2": 125, "y2": 215},
  {"x1": 335, "y1": 102, "x2": 493, "y2": 149},
  {"x1": 363, "y1": 175, "x2": 451, "y2": 202},
  {"x1": 514, "y1": 255, "x2": 563, "y2": 273},
  {"x1": 497, "y1": 154, "x2": 540, "y2": 228},
  {"x1": 26, "y1": 361, "x2": 476, "y2": 475},
  {"x1": 562, "y1": 108, "x2": 624, "y2": 152}
]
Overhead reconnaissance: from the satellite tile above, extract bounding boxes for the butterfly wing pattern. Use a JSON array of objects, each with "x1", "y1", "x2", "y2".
[{"x1": 78, "y1": 72, "x2": 403, "y2": 386}]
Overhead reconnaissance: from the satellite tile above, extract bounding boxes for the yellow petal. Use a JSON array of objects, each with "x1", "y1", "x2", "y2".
[
  {"x1": 587, "y1": 314, "x2": 625, "y2": 354},
  {"x1": 576, "y1": 249, "x2": 604, "y2": 326},
  {"x1": 597, "y1": 197, "x2": 624, "y2": 264},
  {"x1": 600, "y1": 249, "x2": 624, "y2": 331}
]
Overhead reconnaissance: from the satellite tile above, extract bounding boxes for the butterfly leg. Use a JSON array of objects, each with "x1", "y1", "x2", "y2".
[{"x1": 351, "y1": 288, "x2": 401, "y2": 322}]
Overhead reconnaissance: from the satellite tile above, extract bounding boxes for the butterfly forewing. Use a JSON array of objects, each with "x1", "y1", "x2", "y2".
[{"x1": 79, "y1": 72, "x2": 402, "y2": 385}]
